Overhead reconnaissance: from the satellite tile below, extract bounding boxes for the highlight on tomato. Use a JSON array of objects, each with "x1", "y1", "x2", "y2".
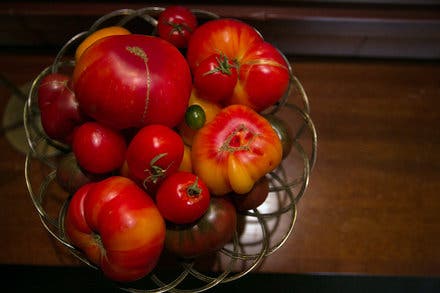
[
  {"x1": 64, "y1": 176, "x2": 166, "y2": 282},
  {"x1": 191, "y1": 104, "x2": 283, "y2": 195},
  {"x1": 187, "y1": 18, "x2": 291, "y2": 112}
]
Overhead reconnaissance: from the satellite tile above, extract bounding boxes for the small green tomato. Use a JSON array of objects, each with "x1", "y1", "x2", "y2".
[{"x1": 185, "y1": 104, "x2": 206, "y2": 130}]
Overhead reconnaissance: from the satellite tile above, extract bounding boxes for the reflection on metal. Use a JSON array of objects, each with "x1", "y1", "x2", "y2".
[{"x1": 23, "y1": 7, "x2": 317, "y2": 293}]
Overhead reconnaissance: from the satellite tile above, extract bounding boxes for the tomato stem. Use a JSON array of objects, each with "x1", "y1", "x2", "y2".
[
  {"x1": 187, "y1": 177, "x2": 202, "y2": 197},
  {"x1": 143, "y1": 153, "x2": 169, "y2": 186},
  {"x1": 203, "y1": 54, "x2": 237, "y2": 76},
  {"x1": 166, "y1": 21, "x2": 193, "y2": 35}
]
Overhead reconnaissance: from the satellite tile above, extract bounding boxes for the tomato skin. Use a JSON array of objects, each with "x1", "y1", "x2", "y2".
[
  {"x1": 178, "y1": 145, "x2": 193, "y2": 173},
  {"x1": 75, "y1": 26, "x2": 130, "y2": 62},
  {"x1": 156, "y1": 171, "x2": 210, "y2": 225},
  {"x1": 187, "y1": 18, "x2": 290, "y2": 112},
  {"x1": 157, "y1": 5, "x2": 197, "y2": 49},
  {"x1": 191, "y1": 104, "x2": 282, "y2": 195},
  {"x1": 193, "y1": 53, "x2": 238, "y2": 103},
  {"x1": 72, "y1": 122, "x2": 127, "y2": 174},
  {"x1": 64, "y1": 176, "x2": 166, "y2": 282},
  {"x1": 73, "y1": 34, "x2": 192, "y2": 129},
  {"x1": 227, "y1": 41, "x2": 290, "y2": 112},
  {"x1": 38, "y1": 73, "x2": 85, "y2": 144},
  {"x1": 126, "y1": 125, "x2": 184, "y2": 194},
  {"x1": 165, "y1": 197, "x2": 236, "y2": 258}
]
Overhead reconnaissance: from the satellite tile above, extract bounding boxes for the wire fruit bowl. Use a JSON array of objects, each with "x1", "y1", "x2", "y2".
[{"x1": 23, "y1": 7, "x2": 317, "y2": 293}]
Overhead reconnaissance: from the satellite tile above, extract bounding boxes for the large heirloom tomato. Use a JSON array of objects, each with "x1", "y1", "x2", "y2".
[
  {"x1": 165, "y1": 197, "x2": 236, "y2": 258},
  {"x1": 187, "y1": 18, "x2": 290, "y2": 112},
  {"x1": 64, "y1": 176, "x2": 165, "y2": 282},
  {"x1": 73, "y1": 34, "x2": 192, "y2": 129},
  {"x1": 191, "y1": 104, "x2": 282, "y2": 195}
]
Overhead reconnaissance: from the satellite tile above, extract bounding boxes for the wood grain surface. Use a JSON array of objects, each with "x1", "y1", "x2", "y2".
[{"x1": 1, "y1": 52, "x2": 439, "y2": 277}]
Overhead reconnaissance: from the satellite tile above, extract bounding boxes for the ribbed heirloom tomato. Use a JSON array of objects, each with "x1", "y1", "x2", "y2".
[
  {"x1": 64, "y1": 176, "x2": 165, "y2": 282},
  {"x1": 187, "y1": 18, "x2": 291, "y2": 112},
  {"x1": 191, "y1": 104, "x2": 283, "y2": 195}
]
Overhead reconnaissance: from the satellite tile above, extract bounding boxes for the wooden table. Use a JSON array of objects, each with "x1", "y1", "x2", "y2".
[{"x1": 1, "y1": 52, "x2": 439, "y2": 279}]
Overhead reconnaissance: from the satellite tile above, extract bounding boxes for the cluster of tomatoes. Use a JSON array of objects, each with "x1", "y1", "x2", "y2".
[{"x1": 37, "y1": 6, "x2": 293, "y2": 283}]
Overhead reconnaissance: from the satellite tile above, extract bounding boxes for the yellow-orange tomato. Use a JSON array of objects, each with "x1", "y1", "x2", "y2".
[
  {"x1": 191, "y1": 104, "x2": 282, "y2": 195},
  {"x1": 178, "y1": 88, "x2": 222, "y2": 146},
  {"x1": 178, "y1": 145, "x2": 193, "y2": 173},
  {"x1": 75, "y1": 26, "x2": 131, "y2": 61}
]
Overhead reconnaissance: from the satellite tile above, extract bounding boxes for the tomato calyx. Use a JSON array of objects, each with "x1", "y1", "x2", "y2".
[
  {"x1": 92, "y1": 232, "x2": 104, "y2": 249},
  {"x1": 166, "y1": 21, "x2": 193, "y2": 36},
  {"x1": 143, "y1": 153, "x2": 169, "y2": 186},
  {"x1": 187, "y1": 176, "x2": 202, "y2": 197},
  {"x1": 219, "y1": 124, "x2": 258, "y2": 153},
  {"x1": 203, "y1": 54, "x2": 237, "y2": 76}
]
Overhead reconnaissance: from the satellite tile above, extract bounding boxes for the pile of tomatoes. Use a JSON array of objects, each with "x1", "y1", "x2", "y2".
[{"x1": 37, "y1": 6, "x2": 293, "y2": 283}]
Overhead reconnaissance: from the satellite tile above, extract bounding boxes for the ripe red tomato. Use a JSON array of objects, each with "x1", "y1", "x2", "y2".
[
  {"x1": 126, "y1": 125, "x2": 184, "y2": 193},
  {"x1": 157, "y1": 5, "x2": 197, "y2": 48},
  {"x1": 64, "y1": 176, "x2": 165, "y2": 282},
  {"x1": 156, "y1": 171, "x2": 210, "y2": 224},
  {"x1": 37, "y1": 73, "x2": 85, "y2": 144},
  {"x1": 73, "y1": 34, "x2": 192, "y2": 129},
  {"x1": 193, "y1": 53, "x2": 238, "y2": 103},
  {"x1": 191, "y1": 104, "x2": 283, "y2": 195},
  {"x1": 187, "y1": 18, "x2": 290, "y2": 112},
  {"x1": 72, "y1": 122, "x2": 127, "y2": 174},
  {"x1": 165, "y1": 197, "x2": 237, "y2": 258}
]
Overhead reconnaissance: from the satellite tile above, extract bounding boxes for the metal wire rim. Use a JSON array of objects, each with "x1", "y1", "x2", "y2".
[{"x1": 22, "y1": 6, "x2": 317, "y2": 293}]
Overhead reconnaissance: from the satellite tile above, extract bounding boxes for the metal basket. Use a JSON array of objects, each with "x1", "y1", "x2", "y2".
[{"x1": 23, "y1": 7, "x2": 317, "y2": 293}]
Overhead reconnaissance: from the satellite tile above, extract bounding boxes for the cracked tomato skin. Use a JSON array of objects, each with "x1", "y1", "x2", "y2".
[
  {"x1": 64, "y1": 176, "x2": 165, "y2": 282},
  {"x1": 73, "y1": 34, "x2": 192, "y2": 129},
  {"x1": 191, "y1": 104, "x2": 282, "y2": 195}
]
